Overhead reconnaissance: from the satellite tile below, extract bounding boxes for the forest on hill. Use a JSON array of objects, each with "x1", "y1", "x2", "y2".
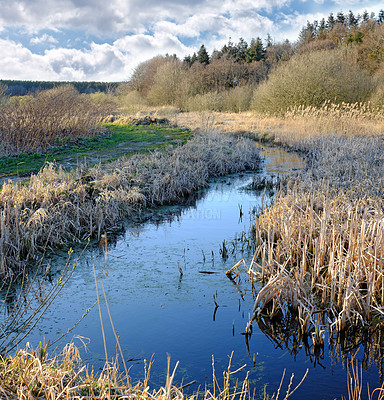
[{"x1": 122, "y1": 8, "x2": 384, "y2": 114}]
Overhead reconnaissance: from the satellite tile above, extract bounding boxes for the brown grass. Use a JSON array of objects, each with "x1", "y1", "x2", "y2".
[
  {"x1": 0, "y1": 131, "x2": 260, "y2": 276},
  {"x1": 0, "y1": 342, "x2": 309, "y2": 400},
  {"x1": 169, "y1": 103, "x2": 384, "y2": 144},
  {"x1": 242, "y1": 119, "x2": 384, "y2": 336}
]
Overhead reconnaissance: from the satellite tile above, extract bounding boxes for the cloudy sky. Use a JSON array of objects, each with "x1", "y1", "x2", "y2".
[{"x1": 0, "y1": 0, "x2": 381, "y2": 82}]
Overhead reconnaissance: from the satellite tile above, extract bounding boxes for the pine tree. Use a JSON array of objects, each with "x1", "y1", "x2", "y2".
[
  {"x1": 235, "y1": 38, "x2": 248, "y2": 62},
  {"x1": 183, "y1": 55, "x2": 192, "y2": 67},
  {"x1": 336, "y1": 11, "x2": 346, "y2": 25},
  {"x1": 362, "y1": 10, "x2": 370, "y2": 23},
  {"x1": 197, "y1": 45, "x2": 210, "y2": 64},
  {"x1": 299, "y1": 22, "x2": 316, "y2": 44},
  {"x1": 318, "y1": 18, "x2": 327, "y2": 39},
  {"x1": 347, "y1": 10, "x2": 358, "y2": 28},
  {"x1": 220, "y1": 38, "x2": 237, "y2": 60},
  {"x1": 265, "y1": 33, "x2": 273, "y2": 47},
  {"x1": 327, "y1": 13, "x2": 336, "y2": 30},
  {"x1": 246, "y1": 37, "x2": 265, "y2": 62},
  {"x1": 378, "y1": 10, "x2": 384, "y2": 24}
]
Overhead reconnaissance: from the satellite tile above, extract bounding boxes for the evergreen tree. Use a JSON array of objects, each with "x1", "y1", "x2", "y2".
[
  {"x1": 327, "y1": 13, "x2": 336, "y2": 30},
  {"x1": 318, "y1": 18, "x2": 327, "y2": 39},
  {"x1": 347, "y1": 10, "x2": 358, "y2": 28},
  {"x1": 362, "y1": 10, "x2": 370, "y2": 22},
  {"x1": 220, "y1": 38, "x2": 237, "y2": 60},
  {"x1": 378, "y1": 9, "x2": 384, "y2": 24},
  {"x1": 235, "y1": 37, "x2": 248, "y2": 62},
  {"x1": 265, "y1": 33, "x2": 273, "y2": 47},
  {"x1": 246, "y1": 37, "x2": 265, "y2": 62},
  {"x1": 197, "y1": 45, "x2": 210, "y2": 64},
  {"x1": 336, "y1": 11, "x2": 346, "y2": 25},
  {"x1": 191, "y1": 52, "x2": 198, "y2": 64},
  {"x1": 183, "y1": 55, "x2": 192, "y2": 67},
  {"x1": 299, "y1": 22, "x2": 316, "y2": 44}
]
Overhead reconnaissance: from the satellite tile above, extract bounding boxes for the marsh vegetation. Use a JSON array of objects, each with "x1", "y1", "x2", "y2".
[{"x1": 2, "y1": 7, "x2": 384, "y2": 400}]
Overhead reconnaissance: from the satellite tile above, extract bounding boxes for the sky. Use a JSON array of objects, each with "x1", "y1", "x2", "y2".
[{"x1": 0, "y1": 0, "x2": 382, "y2": 82}]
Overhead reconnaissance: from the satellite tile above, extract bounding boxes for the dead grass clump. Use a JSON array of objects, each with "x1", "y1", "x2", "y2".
[
  {"x1": 251, "y1": 184, "x2": 384, "y2": 332},
  {"x1": 92, "y1": 132, "x2": 260, "y2": 205},
  {"x1": 0, "y1": 342, "x2": 308, "y2": 400},
  {"x1": 0, "y1": 344, "x2": 248, "y2": 400},
  {"x1": 247, "y1": 132, "x2": 384, "y2": 335},
  {"x1": 0, "y1": 163, "x2": 145, "y2": 275},
  {"x1": 278, "y1": 102, "x2": 384, "y2": 145},
  {"x1": 0, "y1": 85, "x2": 113, "y2": 156},
  {"x1": 0, "y1": 132, "x2": 260, "y2": 275}
]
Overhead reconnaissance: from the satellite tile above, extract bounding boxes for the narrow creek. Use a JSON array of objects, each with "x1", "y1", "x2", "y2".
[{"x1": 4, "y1": 145, "x2": 384, "y2": 399}]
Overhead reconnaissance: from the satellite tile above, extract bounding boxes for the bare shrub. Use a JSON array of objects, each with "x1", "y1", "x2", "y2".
[
  {"x1": 129, "y1": 55, "x2": 176, "y2": 97},
  {"x1": 185, "y1": 92, "x2": 224, "y2": 112},
  {"x1": 297, "y1": 39, "x2": 336, "y2": 54},
  {"x1": 146, "y1": 59, "x2": 190, "y2": 107},
  {"x1": 252, "y1": 48, "x2": 372, "y2": 115},
  {"x1": 369, "y1": 66, "x2": 384, "y2": 107},
  {"x1": 0, "y1": 85, "x2": 113, "y2": 156},
  {"x1": 222, "y1": 86, "x2": 254, "y2": 112}
]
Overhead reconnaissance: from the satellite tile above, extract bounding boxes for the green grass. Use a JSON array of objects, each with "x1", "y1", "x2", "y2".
[{"x1": 0, "y1": 123, "x2": 193, "y2": 178}]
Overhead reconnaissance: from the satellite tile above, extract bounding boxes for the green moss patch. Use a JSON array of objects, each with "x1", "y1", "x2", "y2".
[{"x1": 0, "y1": 123, "x2": 193, "y2": 178}]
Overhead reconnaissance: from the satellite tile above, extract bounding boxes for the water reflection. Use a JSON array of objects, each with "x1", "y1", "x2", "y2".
[{"x1": 4, "y1": 146, "x2": 384, "y2": 399}]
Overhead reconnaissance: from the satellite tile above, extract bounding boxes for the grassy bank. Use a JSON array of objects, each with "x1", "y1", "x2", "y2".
[
  {"x1": 0, "y1": 130, "x2": 260, "y2": 276},
  {"x1": 0, "y1": 121, "x2": 192, "y2": 179}
]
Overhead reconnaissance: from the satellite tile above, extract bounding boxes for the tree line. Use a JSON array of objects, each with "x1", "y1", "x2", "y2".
[
  {"x1": 2, "y1": 7, "x2": 384, "y2": 115},
  {"x1": 0, "y1": 80, "x2": 119, "y2": 96},
  {"x1": 121, "y1": 8, "x2": 384, "y2": 113}
]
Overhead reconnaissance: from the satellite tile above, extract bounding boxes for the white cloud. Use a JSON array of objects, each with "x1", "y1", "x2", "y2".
[
  {"x1": 154, "y1": 14, "x2": 227, "y2": 38},
  {"x1": 30, "y1": 33, "x2": 58, "y2": 45},
  {"x1": 0, "y1": 39, "x2": 56, "y2": 80},
  {"x1": 0, "y1": 0, "x2": 293, "y2": 36},
  {"x1": 0, "y1": 0, "x2": 383, "y2": 81},
  {"x1": 0, "y1": 31, "x2": 195, "y2": 81}
]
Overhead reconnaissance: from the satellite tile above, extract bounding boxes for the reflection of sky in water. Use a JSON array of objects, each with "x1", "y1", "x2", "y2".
[{"x1": 6, "y1": 147, "x2": 383, "y2": 399}]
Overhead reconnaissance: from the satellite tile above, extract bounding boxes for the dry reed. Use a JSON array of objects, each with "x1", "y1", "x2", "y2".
[
  {"x1": 171, "y1": 103, "x2": 384, "y2": 143},
  {"x1": 0, "y1": 85, "x2": 113, "y2": 156},
  {"x1": 0, "y1": 342, "x2": 308, "y2": 400},
  {"x1": 246, "y1": 127, "x2": 384, "y2": 335}
]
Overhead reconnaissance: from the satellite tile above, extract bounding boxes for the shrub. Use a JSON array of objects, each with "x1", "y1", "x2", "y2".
[
  {"x1": 185, "y1": 92, "x2": 224, "y2": 112},
  {"x1": 146, "y1": 60, "x2": 188, "y2": 107},
  {"x1": 222, "y1": 86, "x2": 254, "y2": 112},
  {"x1": 252, "y1": 48, "x2": 372, "y2": 114},
  {"x1": 369, "y1": 66, "x2": 384, "y2": 107},
  {"x1": 0, "y1": 85, "x2": 113, "y2": 155}
]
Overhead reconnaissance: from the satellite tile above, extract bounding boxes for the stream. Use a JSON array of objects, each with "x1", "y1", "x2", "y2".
[{"x1": 4, "y1": 145, "x2": 384, "y2": 399}]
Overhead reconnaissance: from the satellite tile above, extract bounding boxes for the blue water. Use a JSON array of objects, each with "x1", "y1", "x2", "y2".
[{"x1": 4, "y1": 146, "x2": 383, "y2": 399}]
